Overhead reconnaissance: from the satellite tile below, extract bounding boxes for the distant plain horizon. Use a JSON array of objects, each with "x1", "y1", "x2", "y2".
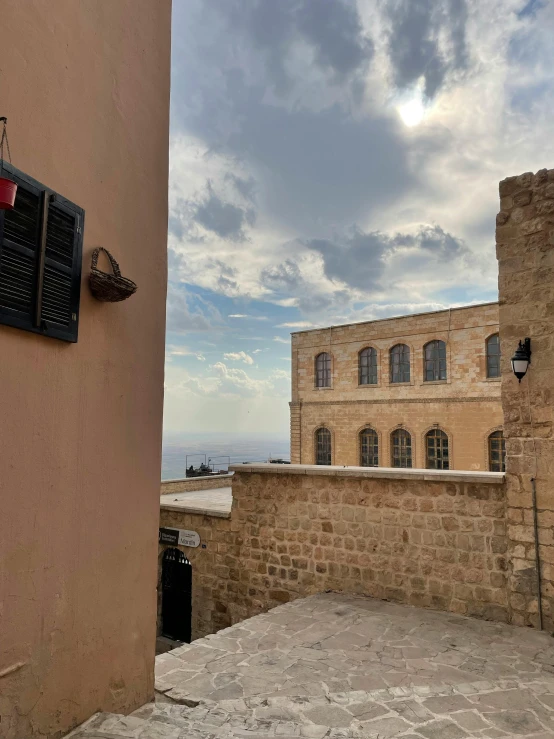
[{"x1": 162, "y1": 432, "x2": 290, "y2": 480}]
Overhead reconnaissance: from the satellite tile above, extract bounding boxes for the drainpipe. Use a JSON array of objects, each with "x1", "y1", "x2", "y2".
[{"x1": 531, "y1": 477, "x2": 543, "y2": 630}]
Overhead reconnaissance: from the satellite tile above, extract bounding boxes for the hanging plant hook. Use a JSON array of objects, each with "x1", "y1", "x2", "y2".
[
  {"x1": 0, "y1": 117, "x2": 18, "y2": 210},
  {"x1": 0, "y1": 117, "x2": 12, "y2": 165}
]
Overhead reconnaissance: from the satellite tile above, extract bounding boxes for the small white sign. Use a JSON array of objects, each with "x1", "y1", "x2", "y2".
[{"x1": 178, "y1": 529, "x2": 201, "y2": 548}]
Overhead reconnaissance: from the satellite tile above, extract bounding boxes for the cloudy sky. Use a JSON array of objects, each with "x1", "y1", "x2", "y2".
[{"x1": 164, "y1": 0, "x2": 554, "y2": 440}]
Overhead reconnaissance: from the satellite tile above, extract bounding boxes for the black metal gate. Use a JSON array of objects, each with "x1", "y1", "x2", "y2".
[{"x1": 161, "y1": 547, "x2": 192, "y2": 643}]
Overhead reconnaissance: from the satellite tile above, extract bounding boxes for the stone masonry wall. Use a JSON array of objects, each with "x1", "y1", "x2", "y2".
[
  {"x1": 158, "y1": 507, "x2": 236, "y2": 640},
  {"x1": 497, "y1": 168, "x2": 554, "y2": 629},
  {"x1": 290, "y1": 303, "x2": 503, "y2": 470},
  {"x1": 161, "y1": 474, "x2": 232, "y2": 496},
  {"x1": 159, "y1": 467, "x2": 507, "y2": 641},
  {"x1": 295, "y1": 399, "x2": 502, "y2": 470}
]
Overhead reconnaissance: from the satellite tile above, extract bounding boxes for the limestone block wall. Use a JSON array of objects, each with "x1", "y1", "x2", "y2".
[
  {"x1": 295, "y1": 399, "x2": 502, "y2": 470},
  {"x1": 158, "y1": 508, "x2": 236, "y2": 640},
  {"x1": 497, "y1": 168, "x2": 554, "y2": 629},
  {"x1": 159, "y1": 466, "x2": 508, "y2": 641},
  {"x1": 231, "y1": 467, "x2": 508, "y2": 623},
  {"x1": 290, "y1": 303, "x2": 502, "y2": 469}
]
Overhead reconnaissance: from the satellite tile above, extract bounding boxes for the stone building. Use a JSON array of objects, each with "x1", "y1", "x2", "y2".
[{"x1": 290, "y1": 302, "x2": 505, "y2": 471}]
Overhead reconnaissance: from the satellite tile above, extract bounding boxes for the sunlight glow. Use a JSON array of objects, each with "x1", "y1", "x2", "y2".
[{"x1": 398, "y1": 97, "x2": 426, "y2": 127}]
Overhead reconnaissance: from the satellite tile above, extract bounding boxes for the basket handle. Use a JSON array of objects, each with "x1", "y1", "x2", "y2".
[{"x1": 91, "y1": 247, "x2": 122, "y2": 278}]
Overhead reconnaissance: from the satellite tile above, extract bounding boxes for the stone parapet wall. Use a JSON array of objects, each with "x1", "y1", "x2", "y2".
[
  {"x1": 161, "y1": 474, "x2": 232, "y2": 495},
  {"x1": 230, "y1": 466, "x2": 508, "y2": 623},
  {"x1": 159, "y1": 465, "x2": 507, "y2": 640},
  {"x1": 158, "y1": 508, "x2": 236, "y2": 639},
  {"x1": 497, "y1": 168, "x2": 554, "y2": 629}
]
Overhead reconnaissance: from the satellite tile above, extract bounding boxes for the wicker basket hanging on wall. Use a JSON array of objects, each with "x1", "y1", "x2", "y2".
[{"x1": 89, "y1": 247, "x2": 137, "y2": 302}]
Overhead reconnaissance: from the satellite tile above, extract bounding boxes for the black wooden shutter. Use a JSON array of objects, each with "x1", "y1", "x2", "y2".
[
  {"x1": 39, "y1": 197, "x2": 83, "y2": 341},
  {"x1": 0, "y1": 163, "x2": 84, "y2": 342},
  {"x1": 0, "y1": 174, "x2": 42, "y2": 329}
]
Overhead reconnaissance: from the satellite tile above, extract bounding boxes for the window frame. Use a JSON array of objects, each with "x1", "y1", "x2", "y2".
[
  {"x1": 486, "y1": 333, "x2": 501, "y2": 379},
  {"x1": 425, "y1": 428, "x2": 450, "y2": 469},
  {"x1": 315, "y1": 426, "x2": 332, "y2": 465},
  {"x1": 315, "y1": 352, "x2": 332, "y2": 388},
  {"x1": 423, "y1": 340, "x2": 447, "y2": 382},
  {"x1": 359, "y1": 426, "x2": 379, "y2": 467},
  {"x1": 391, "y1": 428, "x2": 412, "y2": 468},
  {"x1": 0, "y1": 161, "x2": 84, "y2": 343},
  {"x1": 390, "y1": 343, "x2": 411, "y2": 384},
  {"x1": 358, "y1": 346, "x2": 378, "y2": 386},
  {"x1": 488, "y1": 430, "x2": 506, "y2": 472}
]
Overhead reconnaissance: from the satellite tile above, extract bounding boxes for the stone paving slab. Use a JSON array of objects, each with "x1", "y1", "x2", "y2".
[{"x1": 67, "y1": 593, "x2": 554, "y2": 738}]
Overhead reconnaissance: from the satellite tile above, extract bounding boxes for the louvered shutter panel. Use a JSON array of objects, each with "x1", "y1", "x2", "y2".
[
  {"x1": 39, "y1": 197, "x2": 82, "y2": 342},
  {"x1": 0, "y1": 175, "x2": 42, "y2": 329},
  {"x1": 0, "y1": 162, "x2": 84, "y2": 343}
]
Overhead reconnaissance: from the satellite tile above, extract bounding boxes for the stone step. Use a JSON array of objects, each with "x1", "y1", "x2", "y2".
[
  {"x1": 67, "y1": 699, "x2": 364, "y2": 739},
  {"x1": 63, "y1": 711, "x2": 144, "y2": 737}
]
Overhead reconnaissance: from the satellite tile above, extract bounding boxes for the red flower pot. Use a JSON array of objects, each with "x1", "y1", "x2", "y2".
[{"x1": 0, "y1": 177, "x2": 17, "y2": 209}]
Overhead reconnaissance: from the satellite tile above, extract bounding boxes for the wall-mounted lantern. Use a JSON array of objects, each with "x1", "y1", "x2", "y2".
[{"x1": 511, "y1": 338, "x2": 531, "y2": 383}]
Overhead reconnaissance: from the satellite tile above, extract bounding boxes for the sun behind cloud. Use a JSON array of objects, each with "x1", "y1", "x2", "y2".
[{"x1": 398, "y1": 96, "x2": 426, "y2": 127}]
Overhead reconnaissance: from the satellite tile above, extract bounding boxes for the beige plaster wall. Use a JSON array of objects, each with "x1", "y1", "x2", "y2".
[
  {"x1": 497, "y1": 168, "x2": 554, "y2": 629},
  {"x1": 290, "y1": 303, "x2": 503, "y2": 469},
  {"x1": 0, "y1": 2, "x2": 171, "y2": 737}
]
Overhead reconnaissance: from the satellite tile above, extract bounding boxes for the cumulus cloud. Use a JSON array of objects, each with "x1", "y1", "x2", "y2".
[
  {"x1": 192, "y1": 182, "x2": 255, "y2": 241},
  {"x1": 384, "y1": 0, "x2": 469, "y2": 99},
  {"x1": 166, "y1": 0, "x2": 554, "y2": 384},
  {"x1": 166, "y1": 284, "x2": 223, "y2": 333},
  {"x1": 208, "y1": 0, "x2": 374, "y2": 95},
  {"x1": 273, "y1": 336, "x2": 290, "y2": 344},
  {"x1": 276, "y1": 321, "x2": 315, "y2": 328},
  {"x1": 306, "y1": 224, "x2": 471, "y2": 292},
  {"x1": 166, "y1": 345, "x2": 206, "y2": 362},
  {"x1": 271, "y1": 369, "x2": 291, "y2": 380},
  {"x1": 224, "y1": 351, "x2": 254, "y2": 365},
  {"x1": 295, "y1": 0, "x2": 374, "y2": 79},
  {"x1": 225, "y1": 173, "x2": 257, "y2": 203},
  {"x1": 170, "y1": 362, "x2": 291, "y2": 400}
]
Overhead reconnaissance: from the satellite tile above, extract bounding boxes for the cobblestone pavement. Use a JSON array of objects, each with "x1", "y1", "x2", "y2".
[{"x1": 67, "y1": 593, "x2": 554, "y2": 738}]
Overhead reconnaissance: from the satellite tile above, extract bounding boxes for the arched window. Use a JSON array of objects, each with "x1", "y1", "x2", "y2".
[
  {"x1": 426, "y1": 428, "x2": 449, "y2": 469},
  {"x1": 360, "y1": 427, "x2": 379, "y2": 467},
  {"x1": 487, "y1": 334, "x2": 501, "y2": 378},
  {"x1": 489, "y1": 431, "x2": 506, "y2": 472},
  {"x1": 391, "y1": 429, "x2": 412, "y2": 468},
  {"x1": 359, "y1": 347, "x2": 377, "y2": 385},
  {"x1": 315, "y1": 352, "x2": 331, "y2": 388},
  {"x1": 390, "y1": 344, "x2": 410, "y2": 383},
  {"x1": 315, "y1": 427, "x2": 332, "y2": 465},
  {"x1": 424, "y1": 340, "x2": 447, "y2": 381}
]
